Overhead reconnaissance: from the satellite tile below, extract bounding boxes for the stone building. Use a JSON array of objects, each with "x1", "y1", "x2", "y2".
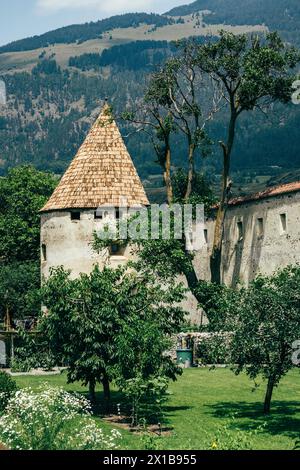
[
  {"x1": 40, "y1": 104, "x2": 149, "y2": 279},
  {"x1": 40, "y1": 102, "x2": 300, "y2": 323},
  {"x1": 195, "y1": 182, "x2": 300, "y2": 287}
]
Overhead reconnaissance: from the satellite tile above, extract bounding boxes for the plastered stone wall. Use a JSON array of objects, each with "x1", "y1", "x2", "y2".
[
  {"x1": 41, "y1": 191, "x2": 300, "y2": 324},
  {"x1": 40, "y1": 210, "x2": 132, "y2": 280},
  {"x1": 194, "y1": 191, "x2": 300, "y2": 287}
]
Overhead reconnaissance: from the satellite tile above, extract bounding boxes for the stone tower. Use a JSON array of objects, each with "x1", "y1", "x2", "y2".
[{"x1": 40, "y1": 103, "x2": 149, "y2": 279}]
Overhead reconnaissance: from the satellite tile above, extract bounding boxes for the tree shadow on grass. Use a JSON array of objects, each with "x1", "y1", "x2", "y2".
[
  {"x1": 205, "y1": 400, "x2": 300, "y2": 439},
  {"x1": 75, "y1": 384, "x2": 192, "y2": 420},
  {"x1": 163, "y1": 405, "x2": 193, "y2": 417},
  {"x1": 73, "y1": 388, "x2": 128, "y2": 417}
]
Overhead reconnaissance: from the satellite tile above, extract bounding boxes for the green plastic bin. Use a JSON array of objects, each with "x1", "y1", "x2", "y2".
[{"x1": 177, "y1": 349, "x2": 193, "y2": 368}]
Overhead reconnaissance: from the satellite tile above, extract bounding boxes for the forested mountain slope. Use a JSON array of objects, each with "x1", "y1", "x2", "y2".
[{"x1": 0, "y1": 1, "x2": 299, "y2": 200}]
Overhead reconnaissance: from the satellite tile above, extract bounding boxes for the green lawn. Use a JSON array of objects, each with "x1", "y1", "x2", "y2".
[{"x1": 14, "y1": 368, "x2": 300, "y2": 450}]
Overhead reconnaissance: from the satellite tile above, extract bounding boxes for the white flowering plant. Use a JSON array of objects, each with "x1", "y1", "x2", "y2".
[{"x1": 0, "y1": 385, "x2": 121, "y2": 450}]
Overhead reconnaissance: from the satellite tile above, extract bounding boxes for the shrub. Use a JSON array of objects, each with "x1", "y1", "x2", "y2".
[
  {"x1": 0, "y1": 385, "x2": 121, "y2": 450},
  {"x1": 206, "y1": 416, "x2": 266, "y2": 450},
  {"x1": 196, "y1": 334, "x2": 230, "y2": 365},
  {"x1": 0, "y1": 372, "x2": 17, "y2": 413},
  {"x1": 121, "y1": 375, "x2": 169, "y2": 427},
  {"x1": 11, "y1": 329, "x2": 56, "y2": 373}
]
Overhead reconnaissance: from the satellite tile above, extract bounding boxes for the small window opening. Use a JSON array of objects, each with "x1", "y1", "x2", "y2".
[
  {"x1": 280, "y1": 213, "x2": 287, "y2": 234},
  {"x1": 204, "y1": 229, "x2": 208, "y2": 244},
  {"x1": 109, "y1": 243, "x2": 125, "y2": 257},
  {"x1": 257, "y1": 218, "x2": 264, "y2": 237},
  {"x1": 237, "y1": 221, "x2": 243, "y2": 241},
  {"x1": 71, "y1": 211, "x2": 81, "y2": 221},
  {"x1": 115, "y1": 208, "x2": 121, "y2": 220},
  {"x1": 94, "y1": 211, "x2": 103, "y2": 220},
  {"x1": 42, "y1": 244, "x2": 47, "y2": 262}
]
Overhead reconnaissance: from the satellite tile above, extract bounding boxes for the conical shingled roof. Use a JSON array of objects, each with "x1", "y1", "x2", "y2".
[{"x1": 40, "y1": 104, "x2": 149, "y2": 212}]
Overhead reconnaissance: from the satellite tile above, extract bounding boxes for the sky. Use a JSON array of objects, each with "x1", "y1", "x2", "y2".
[{"x1": 0, "y1": 0, "x2": 187, "y2": 46}]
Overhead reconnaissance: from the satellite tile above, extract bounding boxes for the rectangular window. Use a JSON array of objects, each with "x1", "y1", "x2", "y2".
[
  {"x1": 94, "y1": 211, "x2": 103, "y2": 220},
  {"x1": 280, "y1": 213, "x2": 287, "y2": 234},
  {"x1": 257, "y1": 218, "x2": 264, "y2": 237},
  {"x1": 71, "y1": 211, "x2": 81, "y2": 221},
  {"x1": 237, "y1": 221, "x2": 243, "y2": 241},
  {"x1": 204, "y1": 229, "x2": 208, "y2": 244},
  {"x1": 42, "y1": 244, "x2": 47, "y2": 262},
  {"x1": 109, "y1": 243, "x2": 125, "y2": 257}
]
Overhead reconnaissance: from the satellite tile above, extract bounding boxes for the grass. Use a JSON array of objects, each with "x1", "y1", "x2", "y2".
[{"x1": 14, "y1": 368, "x2": 300, "y2": 450}]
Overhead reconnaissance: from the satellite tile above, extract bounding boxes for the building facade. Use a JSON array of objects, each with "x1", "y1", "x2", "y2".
[
  {"x1": 40, "y1": 103, "x2": 300, "y2": 324},
  {"x1": 195, "y1": 183, "x2": 300, "y2": 287},
  {"x1": 40, "y1": 103, "x2": 149, "y2": 279}
]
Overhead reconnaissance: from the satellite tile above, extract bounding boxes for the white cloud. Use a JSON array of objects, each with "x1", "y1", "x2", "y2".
[{"x1": 36, "y1": 0, "x2": 154, "y2": 15}]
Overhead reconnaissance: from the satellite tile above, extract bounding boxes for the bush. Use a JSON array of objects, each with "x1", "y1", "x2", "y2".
[
  {"x1": 206, "y1": 416, "x2": 266, "y2": 450},
  {"x1": 197, "y1": 334, "x2": 230, "y2": 365},
  {"x1": 11, "y1": 330, "x2": 56, "y2": 373},
  {"x1": 0, "y1": 372, "x2": 18, "y2": 413},
  {"x1": 0, "y1": 385, "x2": 121, "y2": 450},
  {"x1": 121, "y1": 375, "x2": 169, "y2": 427}
]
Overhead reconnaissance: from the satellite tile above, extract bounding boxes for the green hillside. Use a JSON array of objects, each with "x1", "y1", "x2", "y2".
[
  {"x1": 167, "y1": 0, "x2": 300, "y2": 44},
  {"x1": 0, "y1": 1, "x2": 300, "y2": 199},
  {"x1": 0, "y1": 13, "x2": 174, "y2": 54}
]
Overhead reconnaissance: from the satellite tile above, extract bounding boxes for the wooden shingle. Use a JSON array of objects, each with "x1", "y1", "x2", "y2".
[{"x1": 41, "y1": 104, "x2": 149, "y2": 212}]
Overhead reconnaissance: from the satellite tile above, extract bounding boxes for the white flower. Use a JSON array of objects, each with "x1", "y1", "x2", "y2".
[{"x1": 0, "y1": 385, "x2": 121, "y2": 450}]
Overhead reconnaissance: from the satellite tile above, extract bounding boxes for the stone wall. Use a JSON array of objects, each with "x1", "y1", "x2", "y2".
[
  {"x1": 40, "y1": 210, "x2": 132, "y2": 279},
  {"x1": 194, "y1": 191, "x2": 300, "y2": 287},
  {"x1": 41, "y1": 191, "x2": 300, "y2": 324}
]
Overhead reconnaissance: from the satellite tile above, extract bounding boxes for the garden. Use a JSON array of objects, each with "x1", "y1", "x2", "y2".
[
  {"x1": 1, "y1": 31, "x2": 300, "y2": 452},
  {"x1": 1, "y1": 368, "x2": 300, "y2": 450}
]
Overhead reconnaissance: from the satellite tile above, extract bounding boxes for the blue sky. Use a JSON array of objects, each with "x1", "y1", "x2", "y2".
[{"x1": 0, "y1": 0, "x2": 186, "y2": 46}]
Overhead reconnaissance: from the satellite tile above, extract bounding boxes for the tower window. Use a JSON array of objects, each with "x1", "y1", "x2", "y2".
[
  {"x1": 109, "y1": 243, "x2": 125, "y2": 257},
  {"x1": 71, "y1": 211, "x2": 81, "y2": 221},
  {"x1": 237, "y1": 221, "x2": 243, "y2": 241},
  {"x1": 204, "y1": 229, "x2": 208, "y2": 244},
  {"x1": 280, "y1": 213, "x2": 287, "y2": 234},
  {"x1": 42, "y1": 244, "x2": 47, "y2": 262},
  {"x1": 94, "y1": 211, "x2": 103, "y2": 220},
  {"x1": 257, "y1": 218, "x2": 264, "y2": 237}
]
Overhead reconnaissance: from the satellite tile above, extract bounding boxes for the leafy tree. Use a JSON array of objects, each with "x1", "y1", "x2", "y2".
[
  {"x1": 172, "y1": 168, "x2": 216, "y2": 208},
  {"x1": 196, "y1": 31, "x2": 299, "y2": 283},
  {"x1": 0, "y1": 262, "x2": 41, "y2": 323},
  {"x1": 93, "y1": 169, "x2": 215, "y2": 313},
  {"x1": 0, "y1": 165, "x2": 57, "y2": 263},
  {"x1": 11, "y1": 328, "x2": 55, "y2": 373},
  {"x1": 114, "y1": 282, "x2": 183, "y2": 426},
  {"x1": 41, "y1": 265, "x2": 185, "y2": 413},
  {"x1": 123, "y1": 40, "x2": 217, "y2": 204},
  {"x1": 201, "y1": 266, "x2": 300, "y2": 414},
  {"x1": 0, "y1": 371, "x2": 17, "y2": 413}
]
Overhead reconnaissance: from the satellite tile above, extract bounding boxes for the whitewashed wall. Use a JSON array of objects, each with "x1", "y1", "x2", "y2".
[{"x1": 194, "y1": 191, "x2": 300, "y2": 287}]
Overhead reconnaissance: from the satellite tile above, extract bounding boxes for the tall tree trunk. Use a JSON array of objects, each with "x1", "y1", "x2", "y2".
[
  {"x1": 210, "y1": 110, "x2": 237, "y2": 284},
  {"x1": 264, "y1": 376, "x2": 275, "y2": 414},
  {"x1": 102, "y1": 375, "x2": 111, "y2": 415},
  {"x1": 184, "y1": 144, "x2": 195, "y2": 202},
  {"x1": 164, "y1": 146, "x2": 173, "y2": 205},
  {"x1": 89, "y1": 378, "x2": 96, "y2": 405},
  {"x1": 182, "y1": 239, "x2": 206, "y2": 304}
]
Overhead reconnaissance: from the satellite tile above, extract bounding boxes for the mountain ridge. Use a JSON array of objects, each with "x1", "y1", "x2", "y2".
[
  {"x1": 0, "y1": 13, "x2": 175, "y2": 54},
  {"x1": 0, "y1": 0, "x2": 299, "y2": 200}
]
